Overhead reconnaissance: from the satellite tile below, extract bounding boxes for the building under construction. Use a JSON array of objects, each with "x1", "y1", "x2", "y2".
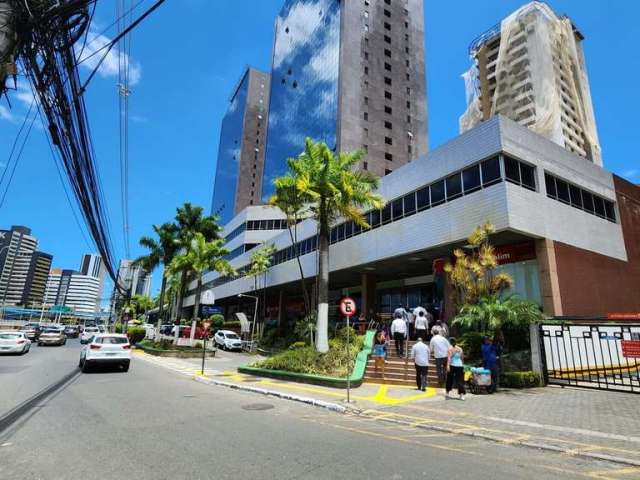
[{"x1": 460, "y1": 1, "x2": 602, "y2": 166}]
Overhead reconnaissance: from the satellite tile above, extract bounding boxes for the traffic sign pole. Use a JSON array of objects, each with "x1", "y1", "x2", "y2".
[{"x1": 339, "y1": 297, "x2": 357, "y2": 404}]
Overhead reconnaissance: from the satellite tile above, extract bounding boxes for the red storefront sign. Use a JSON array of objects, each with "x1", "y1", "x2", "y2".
[
  {"x1": 621, "y1": 340, "x2": 640, "y2": 358},
  {"x1": 608, "y1": 313, "x2": 640, "y2": 320},
  {"x1": 494, "y1": 241, "x2": 536, "y2": 265}
]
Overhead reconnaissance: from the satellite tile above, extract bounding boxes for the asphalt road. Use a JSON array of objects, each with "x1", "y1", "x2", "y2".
[{"x1": 0, "y1": 345, "x2": 627, "y2": 480}]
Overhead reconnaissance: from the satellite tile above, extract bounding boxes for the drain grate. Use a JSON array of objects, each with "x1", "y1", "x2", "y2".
[{"x1": 241, "y1": 403, "x2": 274, "y2": 411}]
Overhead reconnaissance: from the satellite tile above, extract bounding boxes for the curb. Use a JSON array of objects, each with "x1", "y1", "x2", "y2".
[
  {"x1": 193, "y1": 375, "x2": 351, "y2": 414},
  {"x1": 360, "y1": 412, "x2": 640, "y2": 468}
]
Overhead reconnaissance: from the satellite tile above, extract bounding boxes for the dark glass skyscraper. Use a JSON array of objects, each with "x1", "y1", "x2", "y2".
[
  {"x1": 262, "y1": 0, "x2": 429, "y2": 201},
  {"x1": 211, "y1": 68, "x2": 271, "y2": 224}
]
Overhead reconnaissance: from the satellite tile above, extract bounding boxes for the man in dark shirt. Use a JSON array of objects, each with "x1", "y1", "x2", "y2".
[{"x1": 481, "y1": 336, "x2": 500, "y2": 393}]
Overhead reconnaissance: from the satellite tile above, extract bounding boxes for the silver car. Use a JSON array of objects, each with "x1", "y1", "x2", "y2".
[{"x1": 38, "y1": 328, "x2": 67, "y2": 346}]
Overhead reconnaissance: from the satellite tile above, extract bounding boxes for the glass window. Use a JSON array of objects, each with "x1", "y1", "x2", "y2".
[
  {"x1": 556, "y1": 179, "x2": 570, "y2": 204},
  {"x1": 381, "y1": 204, "x2": 392, "y2": 224},
  {"x1": 336, "y1": 223, "x2": 345, "y2": 241},
  {"x1": 445, "y1": 173, "x2": 462, "y2": 200},
  {"x1": 520, "y1": 163, "x2": 536, "y2": 190},
  {"x1": 392, "y1": 198, "x2": 403, "y2": 220},
  {"x1": 504, "y1": 156, "x2": 520, "y2": 184},
  {"x1": 430, "y1": 180, "x2": 445, "y2": 206},
  {"x1": 569, "y1": 185, "x2": 582, "y2": 208},
  {"x1": 545, "y1": 174, "x2": 557, "y2": 198},
  {"x1": 462, "y1": 165, "x2": 481, "y2": 193},
  {"x1": 330, "y1": 227, "x2": 338, "y2": 244},
  {"x1": 579, "y1": 190, "x2": 593, "y2": 213},
  {"x1": 344, "y1": 221, "x2": 353, "y2": 238},
  {"x1": 403, "y1": 192, "x2": 416, "y2": 216},
  {"x1": 481, "y1": 157, "x2": 501, "y2": 186},
  {"x1": 370, "y1": 209, "x2": 381, "y2": 228},
  {"x1": 604, "y1": 201, "x2": 616, "y2": 222},
  {"x1": 593, "y1": 196, "x2": 606, "y2": 218},
  {"x1": 353, "y1": 222, "x2": 362, "y2": 235},
  {"x1": 416, "y1": 187, "x2": 429, "y2": 210}
]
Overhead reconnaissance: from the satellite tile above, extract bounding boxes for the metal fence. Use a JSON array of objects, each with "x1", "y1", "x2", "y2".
[{"x1": 540, "y1": 321, "x2": 640, "y2": 393}]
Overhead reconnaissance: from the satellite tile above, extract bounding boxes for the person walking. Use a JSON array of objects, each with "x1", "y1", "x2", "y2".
[
  {"x1": 414, "y1": 310, "x2": 429, "y2": 341},
  {"x1": 481, "y1": 336, "x2": 501, "y2": 393},
  {"x1": 390, "y1": 312, "x2": 407, "y2": 356},
  {"x1": 431, "y1": 319, "x2": 448, "y2": 338},
  {"x1": 430, "y1": 330, "x2": 450, "y2": 386},
  {"x1": 372, "y1": 330, "x2": 387, "y2": 377},
  {"x1": 411, "y1": 337, "x2": 430, "y2": 391},
  {"x1": 446, "y1": 338, "x2": 466, "y2": 400}
]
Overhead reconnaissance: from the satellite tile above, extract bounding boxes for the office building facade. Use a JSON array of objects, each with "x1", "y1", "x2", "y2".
[
  {"x1": 44, "y1": 268, "x2": 101, "y2": 314},
  {"x1": 80, "y1": 253, "x2": 105, "y2": 310},
  {"x1": 261, "y1": 0, "x2": 428, "y2": 200},
  {"x1": 460, "y1": 1, "x2": 601, "y2": 165},
  {"x1": 0, "y1": 226, "x2": 53, "y2": 307},
  {"x1": 21, "y1": 252, "x2": 53, "y2": 308},
  {"x1": 211, "y1": 68, "x2": 271, "y2": 224},
  {"x1": 184, "y1": 117, "x2": 640, "y2": 321}
]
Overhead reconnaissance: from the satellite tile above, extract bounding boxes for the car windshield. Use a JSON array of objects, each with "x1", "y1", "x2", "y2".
[
  {"x1": 0, "y1": 333, "x2": 20, "y2": 339},
  {"x1": 95, "y1": 337, "x2": 128, "y2": 344},
  {"x1": 225, "y1": 333, "x2": 239, "y2": 339}
]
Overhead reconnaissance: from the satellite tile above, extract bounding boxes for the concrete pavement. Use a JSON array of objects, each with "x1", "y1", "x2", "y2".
[{"x1": 2, "y1": 348, "x2": 636, "y2": 479}]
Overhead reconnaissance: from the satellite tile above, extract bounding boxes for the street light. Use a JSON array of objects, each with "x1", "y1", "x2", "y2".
[{"x1": 238, "y1": 293, "x2": 259, "y2": 351}]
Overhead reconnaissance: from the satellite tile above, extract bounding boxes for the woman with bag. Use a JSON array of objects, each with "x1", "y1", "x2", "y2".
[
  {"x1": 372, "y1": 330, "x2": 388, "y2": 377},
  {"x1": 446, "y1": 338, "x2": 466, "y2": 400}
]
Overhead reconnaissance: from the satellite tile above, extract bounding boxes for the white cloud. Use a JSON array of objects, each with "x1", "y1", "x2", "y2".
[
  {"x1": 305, "y1": 13, "x2": 340, "y2": 83},
  {"x1": 622, "y1": 169, "x2": 638, "y2": 179},
  {"x1": 273, "y1": 0, "x2": 332, "y2": 68},
  {"x1": 0, "y1": 105, "x2": 13, "y2": 122},
  {"x1": 76, "y1": 30, "x2": 142, "y2": 86}
]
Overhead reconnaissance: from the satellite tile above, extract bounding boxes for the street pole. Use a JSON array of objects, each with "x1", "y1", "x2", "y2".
[{"x1": 346, "y1": 314, "x2": 351, "y2": 403}]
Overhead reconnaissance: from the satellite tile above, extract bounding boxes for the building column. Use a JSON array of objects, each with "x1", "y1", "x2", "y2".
[
  {"x1": 361, "y1": 273, "x2": 377, "y2": 319},
  {"x1": 535, "y1": 238, "x2": 563, "y2": 316},
  {"x1": 277, "y1": 289, "x2": 285, "y2": 335}
]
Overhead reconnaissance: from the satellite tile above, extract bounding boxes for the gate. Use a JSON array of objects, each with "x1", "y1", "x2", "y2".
[{"x1": 540, "y1": 321, "x2": 640, "y2": 393}]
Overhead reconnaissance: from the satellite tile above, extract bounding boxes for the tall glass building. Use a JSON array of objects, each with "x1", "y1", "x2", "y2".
[
  {"x1": 211, "y1": 68, "x2": 271, "y2": 224},
  {"x1": 262, "y1": 0, "x2": 428, "y2": 201}
]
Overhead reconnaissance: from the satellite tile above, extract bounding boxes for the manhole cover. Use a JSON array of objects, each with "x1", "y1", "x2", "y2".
[{"x1": 241, "y1": 403, "x2": 274, "y2": 411}]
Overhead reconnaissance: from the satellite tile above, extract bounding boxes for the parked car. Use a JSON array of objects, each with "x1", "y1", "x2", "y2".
[
  {"x1": 80, "y1": 326, "x2": 100, "y2": 344},
  {"x1": 38, "y1": 328, "x2": 66, "y2": 346},
  {"x1": 79, "y1": 334, "x2": 131, "y2": 372},
  {"x1": 64, "y1": 325, "x2": 80, "y2": 338},
  {"x1": 214, "y1": 330, "x2": 242, "y2": 351},
  {"x1": 19, "y1": 324, "x2": 41, "y2": 341},
  {"x1": 0, "y1": 331, "x2": 31, "y2": 354}
]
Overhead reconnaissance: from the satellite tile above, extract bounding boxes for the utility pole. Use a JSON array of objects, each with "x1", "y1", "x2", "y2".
[{"x1": 0, "y1": 1, "x2": 16, "y2": 95}]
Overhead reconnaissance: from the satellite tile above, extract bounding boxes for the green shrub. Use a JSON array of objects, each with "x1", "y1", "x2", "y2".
[
  {"x1": 114, "y1": 322, "x2": 124, "y2": 334},
  {"x1": 209, "y1": 314, "x2": 225, "y2": 330},
  {"x1": 457, "y1": 331, "x2": 490, "y2": 362},
  {"x1": 500, "y1": 371, "x2": 542, "y2": 388},
  {"x1": 127, "y1": 326, "x2": 147, "y2": 345},
  {"x1": 254, "y1": 335, "x2": 363, "y2": 377},
  {"x1": 222, "y1": 320, "x2": 240, "y2": 329},
  {"x1": 193, "y1": 341, "x2": 203, "y2": 349},
  {"x1": 288, "y1": 341, "x2": 307, "y2": 350}
]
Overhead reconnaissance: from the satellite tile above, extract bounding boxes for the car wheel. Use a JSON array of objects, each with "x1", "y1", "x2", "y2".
[
  {"x1": 78, "y1": 358, "x2": 83, "y2": 368},
  {"x1": 122, "y1": 361, "x2": 130, "y2": 372},
  {"x1": 81, "y1": 360, "x2": 91, "y2": 373},
  {"x1": 38, "y1": 342, "x2": 42, "y2": 347}
]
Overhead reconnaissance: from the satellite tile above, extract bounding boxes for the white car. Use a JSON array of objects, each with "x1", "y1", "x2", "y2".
[
  {"x1": 0, "y1": 331, "x2": 31, "y2": 354},
  {"x1": 80, "y1": 326, "x2": 100, "y2": 344},
  {"x1": 214, "y1": 330, "x2": 242, "y2": 351},
  {"x1": 79, "y1": 334, "x2": 131, "y2": 372}
]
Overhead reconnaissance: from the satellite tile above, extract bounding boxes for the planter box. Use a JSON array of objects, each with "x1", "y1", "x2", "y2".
[
  {"x1": 238, "y1": 331, "x2": 374, "y2": 389},
  {"x1": 137, "y1": 345, "x2": 216, "y2": 358}
]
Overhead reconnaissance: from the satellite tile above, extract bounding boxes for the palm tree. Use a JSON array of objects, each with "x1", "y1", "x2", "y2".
[
  {"x1": 248, "y1": 243, "x2": 277, "y2": 332},
  {"x1": 270, "y1": 175, "x2": 311, "y2": 315},
  {"x1": 169, "y1": 233, "x2": 234, "y2": 322},
  {"x1": 284, "y1": 138, "x2": 384, "y2": 353},
  {"x1": 173, "y1": 203, "x2": 223, "y2": 319},
  {"x1": 134, "y1": 223, "x2": 179, "y2": 333}
]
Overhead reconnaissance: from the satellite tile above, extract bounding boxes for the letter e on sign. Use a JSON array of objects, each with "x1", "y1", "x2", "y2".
[{"x1": 339, "y1": 297, "x2": 356, "y2": 318}]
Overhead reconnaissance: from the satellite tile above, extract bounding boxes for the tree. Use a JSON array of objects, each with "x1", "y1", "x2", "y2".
[
  {"x1": 173, "y1": 203, "x2": 223, "y2": 320},
  {"x1": 248, "y1": 243, "x2": 277, "y2": 331},
  {"x1": 127, "y1": 294, "x2": 155, "y2": 318},
  {"x1": 453, "y1": 294, "x2": 545, "y2": 345},
  {"x1": 281, "y1": 138, "x2": 384, "y2": 353},
  {"x1": 169, "y1": 233, "x2": 234, "y2": 322},
  {"x1": 270, "y1": 177, "x2": 311, "y2": 315},
  {"x1": 444, "y1": 222, "x2": 513, "y2": 308},
  {"x1": 134, "y1": 222, "x2": 179, "y2": 333}
]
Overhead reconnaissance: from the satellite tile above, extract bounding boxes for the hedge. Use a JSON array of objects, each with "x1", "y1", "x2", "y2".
[{"x1": 500, "y1": 371, "x2": 542, "y2": 388}]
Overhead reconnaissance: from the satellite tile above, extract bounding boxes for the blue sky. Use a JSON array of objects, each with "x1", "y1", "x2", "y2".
[{"x1": 1, "y1": 0, "x2": 638, "y2": 300}]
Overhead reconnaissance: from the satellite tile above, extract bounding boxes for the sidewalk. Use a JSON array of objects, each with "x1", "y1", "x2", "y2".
[{"x1": 134, "y1": 350, "x2": 640, "y2": 467}]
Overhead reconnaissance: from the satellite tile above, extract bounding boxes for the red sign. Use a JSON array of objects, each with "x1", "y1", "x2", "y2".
[
  {"x1": 494, "y1": 241, "x2": 536, "y2": 265},
  {"x1": 621, "y1": 340, "x2": 640, "y2": 358},
  {"x1": 608, "y1": 313, "x2": 640, "y2": 320},
  {"x1": 339, "y1": 297, "x2": 357, "y2": 318}
]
